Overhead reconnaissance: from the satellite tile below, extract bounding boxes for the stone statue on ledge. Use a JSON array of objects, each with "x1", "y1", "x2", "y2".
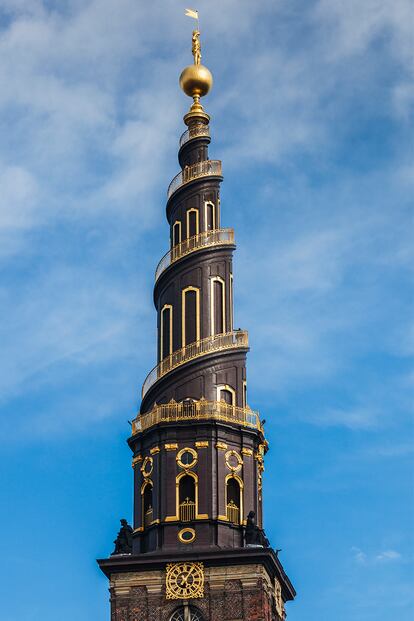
[
  {"x1": 244, "y1": 511, "x2": 269, "y2": 548},
  {"x1": 111, "y1": 519, "x2": 133, "y2": 555}
]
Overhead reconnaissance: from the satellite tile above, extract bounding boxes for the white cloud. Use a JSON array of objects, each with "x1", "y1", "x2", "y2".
[
  {"x1": 351, "y1": 546, "x2": 367, "y2": 564},
  {"x1": 376, "y1": 550, "x2": 402, "y2": 562}
]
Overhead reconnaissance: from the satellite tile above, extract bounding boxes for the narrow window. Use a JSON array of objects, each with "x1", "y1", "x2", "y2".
[
  {"x1": 226, "y1": 477, "x2": 241, "y2": 524},
  {"x1": 243, "y1": 381, "x2": 247, "y2": 408},
  {"x1": 229, "y1": 273, "x2": 233, "y2": 331},
  {"x1": 186, "y1": 208, "x2": 199, "y2": 238},
  {"x1": 143, "y1": 483, "x2": 153, "y2": 528},
  {"x1": 210, "y1": 277, "x2": 225, "y2": 336},
  {"x1": 205, "y1": 201, "x2": 215, "y2": 231},
  {"x1": 173, "y1": 221, "x2": 181, "y2": 247},
  {"x1": 182, "y1": 287, "x2": 200, "y2": 347},
  {"x1": 160, "y1": 304, "x2": 173, "y2": 360},
  {"x1": 178, "y1": 475, "x2": 196, "y2": 522}
]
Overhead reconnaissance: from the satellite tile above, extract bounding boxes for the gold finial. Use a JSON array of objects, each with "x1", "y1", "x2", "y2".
[{"x1": 180, "y1": 10, "x2": 213, "y2": 121}]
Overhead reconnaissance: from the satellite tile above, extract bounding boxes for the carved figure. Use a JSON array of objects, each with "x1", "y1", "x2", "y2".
[
  {"x1": 245, "y1": 510, "x2": 269, "y2": 547},
  {"x1": 192, "y1": 30, "x2": 201, "y2": 65},
  {"x1": 111, "y1": 518, "x2": 133, "y2": 555}
]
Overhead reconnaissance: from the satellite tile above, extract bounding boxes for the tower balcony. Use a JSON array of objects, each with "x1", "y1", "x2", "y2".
[
  {"x1": 155, "y1": 228, "x2": 235, "y2": 282},
  {"x1": 179, "y1": 124, "x2": 210, "y2": 148},
  {"x1": 141, "y1": 330, "x2": 248, "y2": 399},
  {"x1": 132, "y1": 398, "x2": 262, "y2": 434},
  {"x1": 167, "y1": 159, "x2": 222, "y2": 200}
]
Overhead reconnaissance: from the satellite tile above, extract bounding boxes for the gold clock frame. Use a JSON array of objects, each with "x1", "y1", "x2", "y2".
[{"x1": 166, "y1": 561, "x2": 204, "y2": 600}]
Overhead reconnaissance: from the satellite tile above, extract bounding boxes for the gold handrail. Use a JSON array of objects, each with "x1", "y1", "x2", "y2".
[
  {"x1": 155, "y1": 228, "x2": 235, "y2": 282},
  {"x1": 167, "y1": 160, "x2": 222, "y2": 200},
  {"x1": 132, "y1": 398, "x2": 261, "y2": 434},
  {"x1": 142, "y1": 331, "x2": 248, "y2": 398},
  {"x1": 179, "y1": 124, "x2": 210, "y2": 148},
  {"x1": 179, "y1": 498, "x2": 196, "y2": 522},
  {"x1": 226, "y1": 501, "x2": 240, "y2": 525}
]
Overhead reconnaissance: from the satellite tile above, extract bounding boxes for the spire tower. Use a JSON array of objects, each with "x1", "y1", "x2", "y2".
[{"x1": 98, "y1": 25, "x2": 295, "y2": 621}]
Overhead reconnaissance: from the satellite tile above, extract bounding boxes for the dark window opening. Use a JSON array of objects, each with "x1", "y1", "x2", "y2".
[
  {"x1": 184, "y1": 290, "x2": 197, "y2": 345},
  {"x1": 213, "y1": 280, "x2": 224, "y2": 334}
]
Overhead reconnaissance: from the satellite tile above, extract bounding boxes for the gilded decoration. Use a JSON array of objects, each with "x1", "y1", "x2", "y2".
[
  {"x1": 225, "y1": 449, "x2": 243, "y2": 472},
  {"x1": 166, "y1": 562, "x2": 204, "y2": 600},
  {"x1": 141, "y1": 456, "x2": 153, "y2": 478}
]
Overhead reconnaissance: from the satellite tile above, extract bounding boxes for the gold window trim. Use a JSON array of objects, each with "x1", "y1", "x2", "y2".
[
  {"x1": 204, "y1": 200, "x2": 216, "y2": 230},
  {"x1": 160, "y1": 303, "x2": 173, "y2": 360},
  {"x1": 141, "y1": 456, "x2": 153, "y2": 477},
  {"x1": 225, "y1": 472, "x2": 244, "y2": 525},
  {"x1": 176, "y1": 447, "x2": 198, "y2": 469},
  {"x1": 216, "y1": 383, "x2": 236, "y2": 405},
  {"x1": 186, "y1": 207, "x2": 200, "y2": 238},
  {"x1": 210, "y1": 275, "x2": 226, "y2": 336},
  {"x1": 181, "y1": 286, "x2": 200, "y2": 347},
  {"x1": 225, "y1": 449, "x2": 243, "y2": 472},
  {"x1": 172, "y1": 220, "x2": 182, "y2": 246},
  {"x1": 178, "y1": 527, "x2": 196, "y2": 544}
]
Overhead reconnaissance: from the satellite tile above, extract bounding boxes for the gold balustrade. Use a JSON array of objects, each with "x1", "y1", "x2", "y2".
[
  {"x1": 155, "y1": 228, "x2": 235, "y2": 282},
  {"x1": 179, "y1": 124, "x2": 210, "y2": 148},
  {"x1": 142, "y1": 331, "x2": 248, "y2": 398},
  {"x1": 167, "y1": 160, "x2": 222, "y2": 200},
  {"x1": 179, "y1": 498, "x2": 196, "y2": 522},
  {"x1": 132, "y1": 398, "x2": 261, "y2": 435},
  {"x1": 226, "y1": 501, "x2": 240, "y2": 525}
]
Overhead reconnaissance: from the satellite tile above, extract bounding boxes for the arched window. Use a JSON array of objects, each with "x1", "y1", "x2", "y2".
[
  {"x1": 217, "y1": 384, "x2": 235, "y2": 406},
  {"x1": 226, "y1": 475, "x2": 243, "y2": 525},
  {"x1": 178, "y1": 473, "x2": 197, "y2": 522},
  {"x1": 142, "y1": 481, "x2": 153, "y2": 528},
  {"x1": 182, "y1": 287, "x2": 200, "y2": 347},
  {"x1": 210, "y1": 277, "x2": 225, "y2": 336},
  {"x1": 170, "y1": 606, "x2": 204, "y2": 621},
  {"x1": 173, "y1": 221, "x2": 182, "y2": 247},
  {"x1": 205, "y1": 201, "x2": 215, "y2": 231},
  {"x1": 186, "y1": 208, "x2": 199, "y2": 238},
  {"x1": 160, "y1": 304, "x2": 173, "y2": 360}
]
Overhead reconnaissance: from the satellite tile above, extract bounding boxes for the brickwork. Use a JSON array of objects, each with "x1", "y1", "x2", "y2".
[{"x1": 109, "y1": 564, "x2": 285, "y2": 621}]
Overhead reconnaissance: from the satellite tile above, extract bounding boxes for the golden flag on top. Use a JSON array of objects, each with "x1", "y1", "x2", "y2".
[{"x1": 184, "y1": 8, "x2": 198, "y2": 20}]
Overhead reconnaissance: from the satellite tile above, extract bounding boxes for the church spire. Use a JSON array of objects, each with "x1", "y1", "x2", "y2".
[{"x1": 98, "y1": 20, "x2": 296, "y2": 620}]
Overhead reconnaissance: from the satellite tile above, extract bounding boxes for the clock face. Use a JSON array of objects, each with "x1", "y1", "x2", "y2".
[{"x1": 166, "y1": 562, "x2": 204, "y2": 600}]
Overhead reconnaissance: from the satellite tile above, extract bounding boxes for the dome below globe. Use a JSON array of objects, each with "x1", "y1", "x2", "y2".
[{"x1": 179, "y1": 64, "x2": 213, "y2": 99}]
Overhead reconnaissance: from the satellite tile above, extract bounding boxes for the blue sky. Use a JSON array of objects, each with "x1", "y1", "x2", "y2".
[{"x1": 0, "y1": 1, "x2": 413, "y2": 619}]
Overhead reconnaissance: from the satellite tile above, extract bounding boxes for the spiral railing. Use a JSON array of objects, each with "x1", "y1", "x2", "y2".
[
  {"x1": 142, "y1": 330, "x2": 248, "y2": 398},
  {"x1": 155, "y1": 228, "x2": 235, "y2": 282},
  {"x1": 132, "y1": 398, "x2": 261, "y2": 434},
  {"x1": 167, "y1": 160, "x2": 222, "y2": 200},
  {"x1": 179, "y1": 124, "x2": 210, "y2": 148}
]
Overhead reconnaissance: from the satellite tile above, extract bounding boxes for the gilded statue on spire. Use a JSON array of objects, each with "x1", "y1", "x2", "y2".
[
  {"x1": 192, "y1": 30, "x2": 201, "y2": 65},
  {"x1": 180, "y1": 10, "x2": 213, "y2": 117}
]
